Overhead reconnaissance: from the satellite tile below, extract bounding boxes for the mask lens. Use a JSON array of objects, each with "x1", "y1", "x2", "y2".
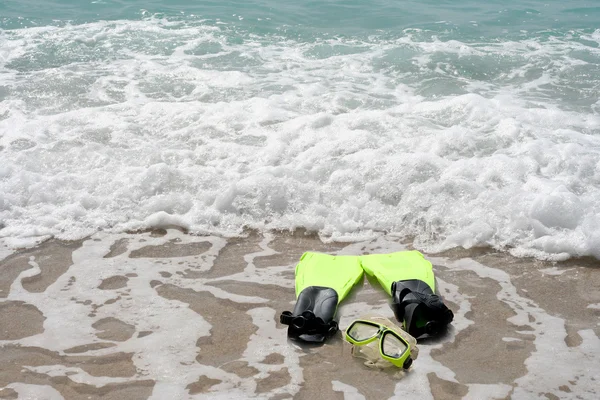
[
  {"x1": 347, "y1": 321, "x2": 380, "y2": 342},
  {"x1": 381, "y1": 331, "x2": 408, "y2": 359}
]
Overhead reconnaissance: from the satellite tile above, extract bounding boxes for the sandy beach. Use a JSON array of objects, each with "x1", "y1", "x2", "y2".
[{"x1": 1, "y1": 229, "x2": 599, "y2": 400}]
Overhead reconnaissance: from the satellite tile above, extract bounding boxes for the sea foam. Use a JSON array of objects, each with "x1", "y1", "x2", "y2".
[{"x1": 1, "y1": 18, "x2": 599, "y2": 260}]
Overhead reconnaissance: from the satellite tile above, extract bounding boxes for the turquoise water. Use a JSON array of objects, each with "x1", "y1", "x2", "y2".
[
  {"x1": 1, "y1": 0, "x2": 599, "y2": 35},
  {"x1": 1, "y1": 0, "x2": 599, "y2": 109},
  {"x1": 1, "y1": 0, "x2": 600, "y2": 259}
]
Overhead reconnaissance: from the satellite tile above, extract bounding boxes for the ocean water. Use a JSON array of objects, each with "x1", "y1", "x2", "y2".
[{"x1": 1, "y1": 0, "x2": 599, "y2": 260}]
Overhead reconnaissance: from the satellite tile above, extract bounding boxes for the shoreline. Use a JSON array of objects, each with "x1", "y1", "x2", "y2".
[
  {"x1": 3, "y1": 226, "x2": 600, "y2": 265},
  {"x1": 1, "y1": 229, "x2": 599, "y2": 399}
]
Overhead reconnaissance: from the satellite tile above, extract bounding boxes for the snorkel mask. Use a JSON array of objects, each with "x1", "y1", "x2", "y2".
[{"x1": 345, "y1": 314, "x2": 418, "y2": 369}]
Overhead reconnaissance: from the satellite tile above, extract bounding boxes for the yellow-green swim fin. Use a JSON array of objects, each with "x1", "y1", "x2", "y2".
[
  {"x1": 360, "y1": 251, "x2": 453, "y2": 339},
  {"x1": 280, "y1": 252, "x2": 363, "y2": 343}
]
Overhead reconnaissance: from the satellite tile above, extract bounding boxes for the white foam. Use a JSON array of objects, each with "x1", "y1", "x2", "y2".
[
  {"x1": 2, "y1": 231, "x2": 224, "y2": 396},
  {"x1": 3, "y1": 383, "x2": 64, "y2": 400},
  {"x1": 209, "y1": 233, "x2": 293, "y2": 289},
  {"x1": 0, "y1": 230, "x2": 321, "y2": 398},
  {"x1": 242, "y1": 307, "x2": 304, "y2": 397},
  {"x1": 539, "y1": 266, "x2": 572, "y2": 276},
  {"x1": 1, "y1": 19, "x2": 600, "y2": 260},
  {"x1": 24, "y1": 365, "x2": 132, "y2": 386},
  {"x1": 434, "y1": 257, "x2": 600, "y2": 399},
  {"x1": 331, "y1": 381, "x2": 366, "y2": 400},
  {"x1": 0, "y1": 238, "x2": 14, "y2": 262},
  {"x1": 463, "y1": 383, "x2": 512, "y2": 400}
]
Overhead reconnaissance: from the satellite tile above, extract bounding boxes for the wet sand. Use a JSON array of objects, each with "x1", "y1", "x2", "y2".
[{"x1": 1, "y1": 229, "x2": 599, "y2": 400}]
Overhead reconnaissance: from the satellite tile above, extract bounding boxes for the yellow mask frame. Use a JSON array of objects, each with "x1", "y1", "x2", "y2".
[{"x1": 345, "y1": 319, "x2": 413, "y2": 369}]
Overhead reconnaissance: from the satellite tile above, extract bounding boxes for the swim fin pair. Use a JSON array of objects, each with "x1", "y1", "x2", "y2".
[{"x1": 279, "y1": 251, "x2": 453, "y2": 343}]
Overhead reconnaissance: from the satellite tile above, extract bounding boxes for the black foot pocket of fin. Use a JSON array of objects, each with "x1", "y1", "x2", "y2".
[
  {"x1": 391, "y1": 280, "x2": 454, "y2": 339},
  {"x1": 280, "y1": 286, "x2": 339, "y2": 343}
]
